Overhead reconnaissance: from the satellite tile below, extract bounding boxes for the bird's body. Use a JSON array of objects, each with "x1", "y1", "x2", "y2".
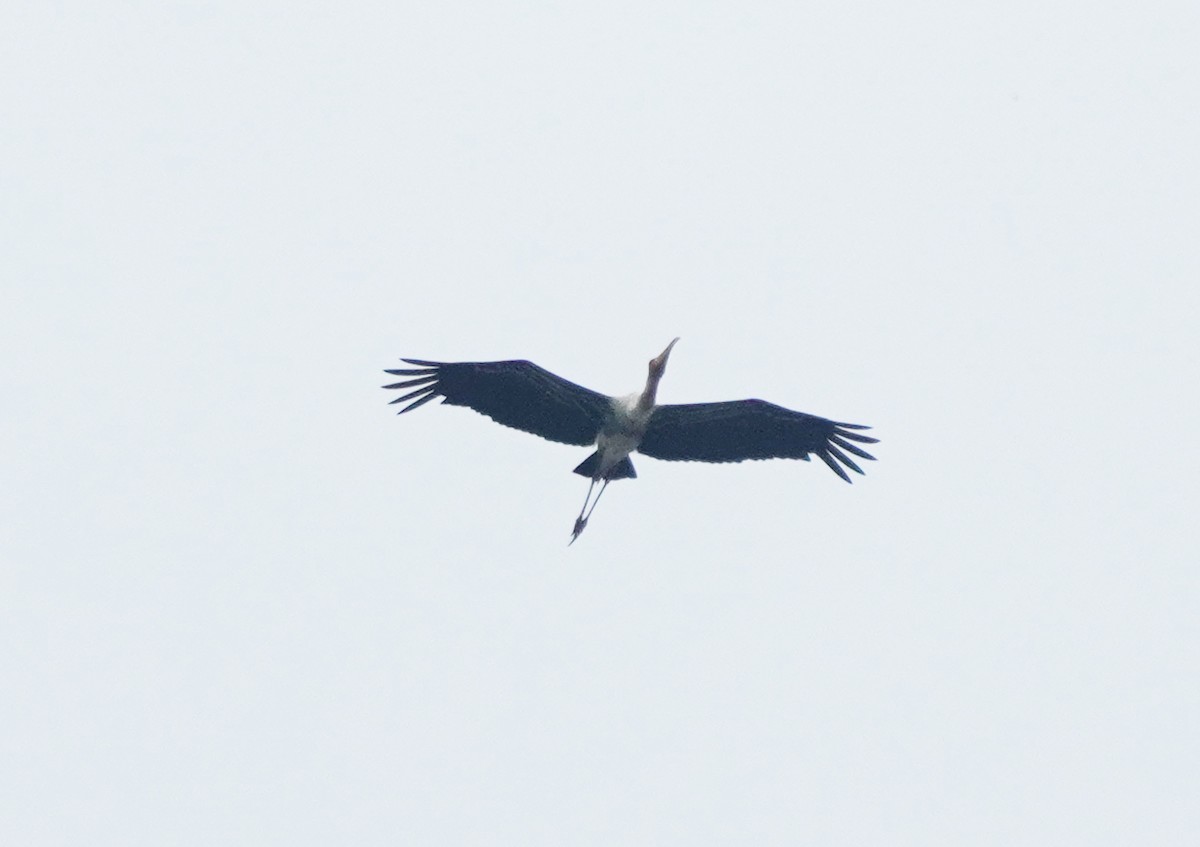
[
  {"x1": 590, "y1": 425, "x2": 640, "y2": 478},
  {"x1": 383, "y1": 339, "x2": 876, "y2": 543}
]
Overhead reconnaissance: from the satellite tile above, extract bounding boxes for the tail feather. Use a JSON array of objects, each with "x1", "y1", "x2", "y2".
[
  {"x1": 608, "y1": 457, "x2": 637, "y2": 480},
  {"x1": 573, "y1": 452, "x2": 637, "y2": 480},
  {"x1": 573, "y1": 452, "x2": 600, "y2": 478}
]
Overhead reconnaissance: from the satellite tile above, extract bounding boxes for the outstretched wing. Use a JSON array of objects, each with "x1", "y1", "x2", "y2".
[
  {"x1": 383, "y1": 358, "x2": 611, "y2": 447},
  {"x1": 639, "y1": 399, "x2": 878, "y2": 482}
]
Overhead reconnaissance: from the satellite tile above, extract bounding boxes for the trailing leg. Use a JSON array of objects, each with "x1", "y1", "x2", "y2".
[{"x1": 569, "y1": 478, "x2": 596, "y2": 545}]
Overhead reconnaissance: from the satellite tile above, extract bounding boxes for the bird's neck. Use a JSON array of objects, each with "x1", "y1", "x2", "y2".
[{"x1": 637, "y1": 372, "x2": 663, "y2": 413}]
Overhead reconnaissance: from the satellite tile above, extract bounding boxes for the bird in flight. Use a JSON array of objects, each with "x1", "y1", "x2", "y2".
[{"x1": 383, "y1": 339, "x2": 877, "y2": 544}]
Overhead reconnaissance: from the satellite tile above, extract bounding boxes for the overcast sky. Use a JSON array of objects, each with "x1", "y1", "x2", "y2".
[{"x1": 3, "y1": 2, "x2": 1197, "y2": 844}]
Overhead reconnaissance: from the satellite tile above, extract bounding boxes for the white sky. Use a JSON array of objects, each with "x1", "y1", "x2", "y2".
[{"x1": 3, "y1": 2, "x2": 1198, "y2": 844}]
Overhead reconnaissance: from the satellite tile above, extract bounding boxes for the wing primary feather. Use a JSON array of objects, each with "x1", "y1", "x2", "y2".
[
  {"x1": 829, "y1": 434, "x2": 877, "y2": 460},
  {"x1": 400, "y1": 358, "x2": 443, "y2": 367},
  {"x1": 817, "y1": 450, "x2": 853, "y2": 483},
  {"x1": 834, "y1": 429, "x2": 878, "y2": 445},
  {"x1": 382, "y1": 375, "x2": 438, "y2": 390},
  {"x1": 825, "y1": 443, "x2": 864, "y2": 476},
  {"x1": 384, "y1": 367, "x2": 436, "y2": 376},
  {"x1": 389, "y1": 385, "x2": 439, "y2": 405},
  {"x1": 834, "y1": 421, "x2": 873, "y2": 431},
  {"x1": 396, "y1": 392, "x2": 439, "y2": 414}
]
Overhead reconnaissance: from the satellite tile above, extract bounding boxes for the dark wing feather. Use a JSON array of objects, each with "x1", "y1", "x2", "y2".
[
  {"x1": 639, "y1": 399, "x2": 878, "y2": 483},
  {"x1": 382, "y1": 359, "x2": 610, "y2": 446}
]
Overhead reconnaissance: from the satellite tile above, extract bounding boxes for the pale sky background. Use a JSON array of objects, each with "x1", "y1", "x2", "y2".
[{"x1": 3, "y1": 2, "x2": 1198, "y2": 844}]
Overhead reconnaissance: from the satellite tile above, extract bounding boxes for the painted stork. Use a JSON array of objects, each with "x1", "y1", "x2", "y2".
[{"x1": 383, "y1": 339, "x2": 877, "y2": 544}]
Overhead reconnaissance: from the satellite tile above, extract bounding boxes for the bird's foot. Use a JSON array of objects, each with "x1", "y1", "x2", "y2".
[{"x1": 569, "y1": 516, "x2": 588, "y2": 546}]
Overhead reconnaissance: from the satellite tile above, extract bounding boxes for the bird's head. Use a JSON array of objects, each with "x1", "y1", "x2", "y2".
[{"x1": 648, "y1": 337, "x2": 679, "y2": 381}]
